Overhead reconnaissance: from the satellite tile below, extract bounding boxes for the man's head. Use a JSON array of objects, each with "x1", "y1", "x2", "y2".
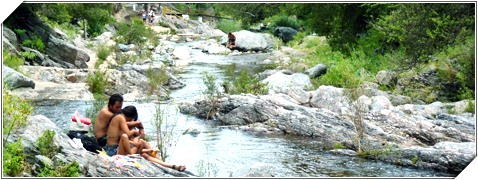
[
  {"x1": 108, "y1": 94, "x2": 123, "y2": 114},
  {"x1": 122, "y1": 105, "x2": 138, "y2": 122}
]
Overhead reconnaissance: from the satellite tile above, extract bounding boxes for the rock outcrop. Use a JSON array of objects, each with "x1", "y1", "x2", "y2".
[
  {"x1": 5, "y1": 5, "x2": 90, "y2": 69},
  {"x1": 6, "y1": 115, "x2": 194, "y2": 177},
  {"x1": 2, "y1": 65, "x2": 35, "y2": 89},
  {"x1": 220, "y1": 30, "x2": 274, "y2": 52},
  {"x1": 179, "y1": 84, "x2": 476, "y2": 174}
]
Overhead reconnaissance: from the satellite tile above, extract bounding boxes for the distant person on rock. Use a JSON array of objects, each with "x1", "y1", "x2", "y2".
[
  {"x1": 148, "y1": 9, "x2": 155, "y2": 24},
  {"x1": 142, "y1": 11, "x2": 148, "y2": 24},
  {"x1": 227, "y1": 32, "x2": 236, "y2": 49}
]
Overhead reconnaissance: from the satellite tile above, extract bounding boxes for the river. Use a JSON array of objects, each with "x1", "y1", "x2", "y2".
[{"x1": 32, "y1": 43, "x2": 455, "y2": 177}]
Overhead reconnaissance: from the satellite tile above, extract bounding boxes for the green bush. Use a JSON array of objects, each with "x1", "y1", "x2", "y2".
[
  {"x1": 20, "y1": 51, "x2": 37, "y2": 61},
  {"x1": 21, "y1": 35, "x2": 45, "y2": 52},
  {"x1": 146, "y1": 66, "x2": 170, "y2": 98},
  {"x1": 116, "y1": 17, "x2": 154, "y2": 45},
  {"x1": 3, "y1": 50, "x2": 25, "y2": 71},
  {"x1": 217, "y1": 19, "x2": 242, "y2": 34},
  {"x1": 96, "y1": 45, "x2": 111, "y2": 61},
  {"x1": 3, "y1": 140, "x2": 27, "y2": 176},
  {"x1": 37, "y1": 130, "x2": 58, "y2": 158},
  {"x1": 86, "y1": 70, "x2": 109, "y2": 94},
  {"x1": 14, "y1": 29, "x2": 26, "y2": 36},
  {"x1": 38, "y1": 161, "x2": 79, "y2": 177},
  {"x1": 2, "y1": 88, "x2": 33, "y2": 142},
  {"x1": 201, "y1": 71, "x2": 220, "y2": 97},
  {"x1": 265, "y1": 14, "x2": 301, "y2": 31},
  {"x1": 465, "y1": 101, "x2": 475, "y2": 114},
  {"x1": 35, "y1": 130, "x2": 81, "y2": 177},
  {"x1": 158, "y1": 21, "x2": 169, "y2": 28},
  {"x1": 223, "y1": 70, "x2": 269, "y2": 95}
]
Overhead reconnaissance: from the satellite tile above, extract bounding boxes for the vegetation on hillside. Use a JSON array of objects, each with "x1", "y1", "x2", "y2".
[{"x1": 210, "y1": 3, "x2": 474, "y2": 102}]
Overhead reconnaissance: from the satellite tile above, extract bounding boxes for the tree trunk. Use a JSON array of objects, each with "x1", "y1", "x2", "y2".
[{"x1": 83, "y1": 19, "x2": 87, "y2": 39}]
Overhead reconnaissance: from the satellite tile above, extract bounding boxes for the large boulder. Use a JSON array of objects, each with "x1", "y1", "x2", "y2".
[
  {"x1": 46, "y1": 35, "x2": 90, "y2": 68},
  {"x1": 273, "y1": 26, "x2": 298, "y2": 43},
  {"x1": 220, "y1": 30, "x2": 273, "y2": 52},
  {"x1": 261, "y1": 71, "x2": 311, "y2": 94},
  {"x1": 6, "y1": 6, "x2": 90, "y2": 69},
  {"x1": 2, "y1": 65, "x2": 35, "y2": 89},
  {"x1": 3, "y1": 26, "x2": 18, "y2": 45}
]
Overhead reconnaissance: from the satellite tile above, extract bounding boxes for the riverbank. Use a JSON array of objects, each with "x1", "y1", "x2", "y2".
[{"x1": 2, "y1": 3, "x2": 475, "y2": 177}]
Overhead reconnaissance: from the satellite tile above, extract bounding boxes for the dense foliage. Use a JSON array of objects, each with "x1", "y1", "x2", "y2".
[
  {"x1": 210, "y1": 3, "x2": 474, "y2": 101},
  {"x1": 7, "y1": 3, "x2": 115, "y2": 37}
]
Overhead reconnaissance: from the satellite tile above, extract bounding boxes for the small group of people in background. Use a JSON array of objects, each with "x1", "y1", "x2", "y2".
[{"x1": 142, "y1": 9, "x2": 156, "y2": 25}]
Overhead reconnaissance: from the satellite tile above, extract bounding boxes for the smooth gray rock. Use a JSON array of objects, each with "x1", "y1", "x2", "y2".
[{"x1": 2, "y1": 65, "x2": 35, "y2": 89}]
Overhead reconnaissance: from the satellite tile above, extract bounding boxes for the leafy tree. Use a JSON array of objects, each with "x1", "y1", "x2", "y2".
[
  {"x1": 116, "y1": 17, "x2": 154, "y2": 44},
  {"x1": 284, "y1": 3, "x2": 370, "y2": 53},
  {"x1": 69, "y1": 3, "x2": 114, "y2": 37},
  {"x1": 35, "y1": 3, "x2": 72, "y2": 23},
  {"x1": 214, "y1": 3, "x2": 284, "y2": 28},
  {"x1": 372, "y1": 3, "x2": 474, "y2": 70}
]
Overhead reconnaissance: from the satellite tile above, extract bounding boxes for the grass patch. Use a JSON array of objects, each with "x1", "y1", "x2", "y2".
[
  {"x1": 96, "y1": 45, "x2": 111, "y2": 62},
  {"x1": 2, "y1": 139, "x2": 28, "y2": 176},
  {"x1": 3, "y1": 50, "x2": 24, "y2": 71},
  {"x1": 465, "y1": 101, "x2": 475, "y2": 114},
  {"x1": 37, "y1": 161, "x2": 80, "y2": 177},
  {"x1": 332, "y1": 142, "x2": 346, "y2": 149},
  {"x1": 3, "y1": 50, "x2": 25, "y2": 72},
  {"x1": 2, "y1": 87, "x2": 33, "y2": 142},
  {"x1": 222, "y1": 70, "x2": 269, "y2": 95},
  {"x1": 217, "y1": 19, "x2": 242, "y2": 33}
]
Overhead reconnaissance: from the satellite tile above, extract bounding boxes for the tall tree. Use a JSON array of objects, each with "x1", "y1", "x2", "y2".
[
  {"x1": 283, "y1": 3, "x2": 371, "y2": 53},
  {"x1": 372, "y1": 3, "x2": 475, "y2": 69}
]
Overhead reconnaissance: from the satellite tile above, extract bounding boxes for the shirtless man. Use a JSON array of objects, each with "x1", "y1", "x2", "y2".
[{"x1": 94, "y1": 94, "x2": 123, "y2": 147}]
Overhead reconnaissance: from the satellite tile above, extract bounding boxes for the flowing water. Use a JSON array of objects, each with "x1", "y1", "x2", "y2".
[{"x1": 32, "y1": 44, "x2": 455, "y2": 177}]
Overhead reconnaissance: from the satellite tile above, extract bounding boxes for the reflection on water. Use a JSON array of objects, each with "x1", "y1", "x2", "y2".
[{"x1": 31, "y1": 48, "x2": 454, "y2": 177}]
